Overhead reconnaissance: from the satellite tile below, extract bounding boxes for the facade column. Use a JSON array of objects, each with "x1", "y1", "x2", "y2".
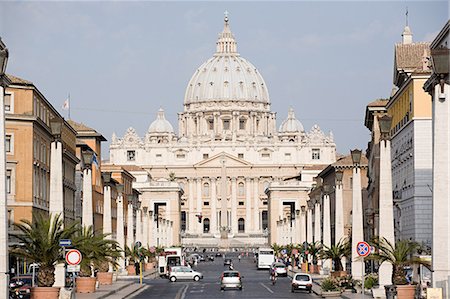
[
  {"x1": 210, "y1": 178, "x2": 217, "y2": 234},
  {"x1": 334, "y1": 176, "x2": 346, "y2": 270},
  {"x1": 245, "y1": 178, "x2": 252, "y2": 232},
  {"x1": 300, "y1": 207, "x2": 306, "y2": 243},
  {"x1": 306, "y1": 207, "x2": 313, "y2": 243},
  {"x1": 188, "y1": 178, "x2": 194, "y2": 233},
  {"x1": 127, "y1": 202, "x2": 134, "y2": 249},
  {"x1": 322, "y1": 193, "x2": 331, "y2": 270},
  {"x1": 351, "y1": 160, "x2": 364, "y2": 280},
  {"x1": 103, "y1": 186, "x2": 112, "y2": 236},
  {"x1": 431, "y1": 82, "x2": 450, "y2": 296},
  {"x1": 196, "y1": 178, "x2": 202, "y2": 233},
  {"x1": 142, "y1": 207, "x2": 149, "y2": 247},
  {"x1": 148, "y1": 210, "x2": 154, "y2": 246},
  {"x1": 294, "y1": 209, "x2": 301, "y2": 244},
  {"x1": 378, "y1": 131, "x2": 396, "y2": 287},
  {"x1": 82, "y1": 168, "x2": 93, "y2": 228},
  {"x1": 116, "y1": 193, "x2": 126, "y2": 274},
  {"x1": 231, "y1": 178, "x2": 237, "y2": 233},
  {"x1": 253, "y1": 178, "x2": 260, "y2": 231},
  {"x1": 314, "y1": 202, "x2": 321, "y2": 243},
  {"x1": 136, "y1": 208, "x2": 142, "y2": 244}
]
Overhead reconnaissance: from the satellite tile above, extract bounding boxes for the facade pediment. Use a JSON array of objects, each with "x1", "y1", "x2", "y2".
[{"x1": 194, "y1": 152, "x2": 252, "y2": 168}]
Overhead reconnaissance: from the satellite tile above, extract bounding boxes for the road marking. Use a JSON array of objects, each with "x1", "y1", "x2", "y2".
[
  {"x1": 259, "y1": 282, "x2": 274, "y2": 294},
  {"x1": 175, "y1": 285, "x2": 188, "y2": 299}
]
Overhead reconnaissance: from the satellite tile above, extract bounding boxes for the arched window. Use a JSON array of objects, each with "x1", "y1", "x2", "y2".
[
  {"x1": 238, "y1": 182, "x2": 245, "y2": 196},
  {"x1": 203, "y1": 218, "x2": 210, "y2": 233},
  {"x1": 203, "y1": 182, "x2": 210, "y2": 197},
  {"x1": 238, "y1": 218, "x2": 245, "y2": 233}
]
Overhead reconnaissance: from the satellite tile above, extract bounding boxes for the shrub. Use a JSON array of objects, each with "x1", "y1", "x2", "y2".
[
  {"x1": 321, "y1": 277, "x2": 341, "y2": 292},
  {"x1": 364, "y1": 273, "x2": 378, "y2": 289}
]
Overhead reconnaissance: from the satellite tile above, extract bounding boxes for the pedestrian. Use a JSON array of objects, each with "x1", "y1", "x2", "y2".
[{"x1": 238, "y1": 255, "x2": 241, "y2": 262}]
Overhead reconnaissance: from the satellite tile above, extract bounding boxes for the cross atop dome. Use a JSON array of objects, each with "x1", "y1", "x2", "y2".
[{"x1": 216, "y1": 11, "x2": 238, "y2": 55}]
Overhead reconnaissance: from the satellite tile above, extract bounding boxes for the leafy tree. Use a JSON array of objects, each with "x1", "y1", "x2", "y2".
[{"x1": 11, "y1": 213, "x2": 80, "y2": 287}]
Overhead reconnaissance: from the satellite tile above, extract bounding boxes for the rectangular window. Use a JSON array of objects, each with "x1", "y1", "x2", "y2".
[
  {"x1": 239, "y1": 119, "x2": 246, "y2": 130},
  {"x1": 204, "y1": 201, "x2": 210, "y2": 206},
  {"x1": 349, "y1": 177, "x2": 353, "y2": 189},
  {"x1": 127, "y1": 150, "x2": 136, "y2": 161},
  {"x1": 176, "y1": 154, "x2": 185, "y2": 159},
  {"x1": 312, "y1": 149, "x2": 320, "y2": 160},
  {"x1": 239, "y1": 201, "x2": 244, "y2": 206},
  {"x1": 285, "y1": 153, "x2": 291, "y2": 160},
  {"x1": 238, "y1": 153, "x2": 244, "y2": 159},
  {"x1": 203, "y1": 154, "x2": 209, "y2": 159},
  {"x1": 4, "y1": 93, "x2": 11, "y2": 112},
  {"x1": 156, "y1": 154, "x2": 162, "y2": 158},
  {"x1": 5, "y1": 135, "x2": 11, "y2": 153},
  {"x1": 208, "y1": 119, "x2": 214, "y2": 130},
  {"x1": 223, "y1": 119, "x2": 230, "y2": 130},
  {"x1": 6, "y1": 170, "x2": 11, "y2": 194},
  {"x1": 261, "y1": 153, "x2": 270, "y2": 158}
]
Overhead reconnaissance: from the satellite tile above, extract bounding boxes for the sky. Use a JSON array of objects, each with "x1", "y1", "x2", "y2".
[{"x1": 1, "y1": 1, "x2": 448, "y2": 159}]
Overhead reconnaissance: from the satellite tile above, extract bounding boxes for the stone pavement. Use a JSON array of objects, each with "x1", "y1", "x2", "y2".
[{"x1": 74, "y1": 269, "x2": 157, "y2": 299}]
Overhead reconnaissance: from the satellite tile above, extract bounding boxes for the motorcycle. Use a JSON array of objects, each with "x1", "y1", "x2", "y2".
[{"x1": 9, "y1": 281, "x2": 25, "y2": 299}]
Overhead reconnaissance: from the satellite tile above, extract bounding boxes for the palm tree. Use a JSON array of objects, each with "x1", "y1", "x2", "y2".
[
  {"x1": 72, "y1": 226, "x2": 121, "y2": 277},
  {"x1": 368, "y1": 237, "x2": 429, "y2": 285},
  {"x1": 307, "y1": 241, "x2": 322, "y2": 265},
  {"x1": 271, "y1": 243, "x2": 282, "y2": 257},
  {"x1": 11, "y1": 213, "x2": 80, "y2": 287},
  {"x1": 320, "y1": 239, "x2": 350, "y2": 271}
]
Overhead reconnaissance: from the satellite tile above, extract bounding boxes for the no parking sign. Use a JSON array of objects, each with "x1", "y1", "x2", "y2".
[{"x1": 356, "y1": 241, "x2": 370, "y2": 257}]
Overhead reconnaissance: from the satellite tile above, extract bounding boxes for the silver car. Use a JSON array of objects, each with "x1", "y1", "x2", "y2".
[
  {"x1": 168, "y1": 266, "x2": 203, "y2": 282},
  {"x1": 220, "y1": 270, "x2": 243, "y2": 290},
  {"x1": 271, "y1": 262, "x2": 288, "y2": 276}
]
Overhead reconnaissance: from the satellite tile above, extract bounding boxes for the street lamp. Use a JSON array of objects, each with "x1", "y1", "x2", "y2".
[
  {"x1": 102, "y1": 172, "x2": 112, "y2": 185},
  {"x1": 350, "y1": 149, "x2": 362, "y2": 166},
  {"x1": 0, "y1": 36, "x2": 10, "y2": 299},
  {"x1": 82, "y1": 149, "x2": 94, "y2": 170},
  {"x1": 50, "y1": 118, "x2": 63, "y2": 140},
  {"x1": 430, "y1": 48, "x2": 449, "y2": 94},
  {"x1": 378, "y1": 114, "x2": 392, "y2": 141},
  {"x1": 335, "y1": 170, "x2": 343, "y2": 185}
]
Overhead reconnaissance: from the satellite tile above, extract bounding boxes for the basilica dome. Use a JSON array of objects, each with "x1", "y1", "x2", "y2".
[
  {"x1": 148, "y1": 108, "x2": 174, "y2": 134},
  {"x1": 279, "y1": 108, "x2": 304, "y2": 133},
  {"x1": 184, "y1": 16, "x2": 270, "y2": 105}
]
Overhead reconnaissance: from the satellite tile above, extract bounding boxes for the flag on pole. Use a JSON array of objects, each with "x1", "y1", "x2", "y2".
[
  {"x1": 92, "y1": 153, "x2": 100, "y2": 169},
  {"x1": 62, "y1": 98, "x2": 70, "y2": 110}
]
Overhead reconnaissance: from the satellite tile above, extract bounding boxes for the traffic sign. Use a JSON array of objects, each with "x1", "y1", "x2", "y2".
[
  {"x1": 281, "y1": 249, "x2": 287, "y2": 255},
  {"x1": 135, "y1": 241, "x2": 142, "y2": 248},
  {"x1": 66, "y1": 249, "x2": 82, "y2": 266},
  {"x1": 67, "y1": 265, "x2": 81, "y2": 272},
  {"x1": 149, "y1": 246, "x2": 156, "y2": 253},
  {"x1": 356, "y1": 241, "x2": 370, "y2": 257},
  {"x1": 59, "y1": 239, "x2": 72, "y2": 247},
  {"x1": 292, "y1": 249, "x2": 298, "y2": 255}
]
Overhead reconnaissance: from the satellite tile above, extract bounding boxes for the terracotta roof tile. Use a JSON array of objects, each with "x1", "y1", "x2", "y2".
[
  {"x1": 367, "y1": 99, "x2": 388, "y2": 107},
  {"x1": 332, "y1": 154, "x2": 368, "y2": 167},
  {"x1": 6, "y1": 74, "x2": 33, "y2": 85},
  {"x1": 395, "y1": 42, "x2": 431, "y2": 73}
]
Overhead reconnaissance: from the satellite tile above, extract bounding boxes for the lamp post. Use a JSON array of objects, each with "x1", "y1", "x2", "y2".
[
  {"x1": 102, "y1": 172, "x2": 112, "y2": 237},
  {"x1": 0, "y1": 37, "x2": 10, "y2": 299},
  {"x1": 81, "y1": 149, "x2": 94, "y2": 228},
  {"x1": 300, "y1": 205, "x2": 306, "y2": 244},
  {"x1": 334, "y1": 169, "x2": 346, "y2": 270},
  {"x1": 377, "y1": 114, "x2": 395, "y2": 288},
  {"x1": 115, "y1": 184, "x2": 126, "y2": 274},
  {"x1": 350, "y1": 149, "x2": 364, "y2": 281}
]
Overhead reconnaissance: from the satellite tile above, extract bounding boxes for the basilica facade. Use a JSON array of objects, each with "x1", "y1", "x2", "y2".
[{"x1": 109, "y1": 16, "x2": 336, "y2": 248}]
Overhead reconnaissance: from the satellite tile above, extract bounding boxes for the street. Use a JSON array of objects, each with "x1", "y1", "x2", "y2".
[{"x1": 132, "y1": 253, "x2": 317, "y2": 299}]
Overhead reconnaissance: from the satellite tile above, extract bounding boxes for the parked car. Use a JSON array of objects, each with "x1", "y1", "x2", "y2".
[
  {"x1": 215, "y1": 252, "x2": 222, "y2": 257},
  {"x1": 168, "y1": 266, "x2": 203, "y2": 282},
  {"x1": 271, "y1": 262, "x2": 288, "y2": 276},
  {"x1": 198, "y1": 255, "x2": 205, "y2": 262},
  {"x1": 220, "y1": 270, "x2": 243, "y2": 290},
  {"x1": 223, "y1": 258, "x2": 232, "y2": 266},
  {"x1": 291, "y1": 273, "x2": 312, "y2": 293}
]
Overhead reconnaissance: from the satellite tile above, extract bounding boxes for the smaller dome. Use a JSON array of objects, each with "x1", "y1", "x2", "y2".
[
  {"x1": 148, "y1": 108, "x2": 174, "y2": 134},
  {"x1": 279, "y1": 108, "x2": 304, "y2": 133}
]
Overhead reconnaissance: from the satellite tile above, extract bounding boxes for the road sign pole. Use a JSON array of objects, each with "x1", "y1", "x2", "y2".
[
  {"x1": 140, "y1": 262, "x2": 143, "y2": 285},
  {"x1": 361, "y1": 258, "x2": 365, "y2": 299}
]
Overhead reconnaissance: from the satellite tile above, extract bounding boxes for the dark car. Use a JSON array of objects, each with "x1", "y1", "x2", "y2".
[
  {"x1": 10, "y1": 275, "x2": 34, "y2": 298},
  {"x1": 224, "y1": 258, "x2": 232, "y2": 266},
  {"x1": 215, "y1": 252, "x2": 222, "y2": 257}
]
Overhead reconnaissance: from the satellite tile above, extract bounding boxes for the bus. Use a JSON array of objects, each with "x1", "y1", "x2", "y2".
[{"x1": 257, "y1": 248, "x2": 275, "y2": 269}]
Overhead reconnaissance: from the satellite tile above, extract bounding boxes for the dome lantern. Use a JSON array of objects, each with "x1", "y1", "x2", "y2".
[{"x1": 216, "y1": 11, "x2": 238, "y2": 55}]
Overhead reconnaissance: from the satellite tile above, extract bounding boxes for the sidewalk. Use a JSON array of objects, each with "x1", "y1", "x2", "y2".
[{"x1": 75, "y1": 269, "x2": 156, "y2": 299}]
